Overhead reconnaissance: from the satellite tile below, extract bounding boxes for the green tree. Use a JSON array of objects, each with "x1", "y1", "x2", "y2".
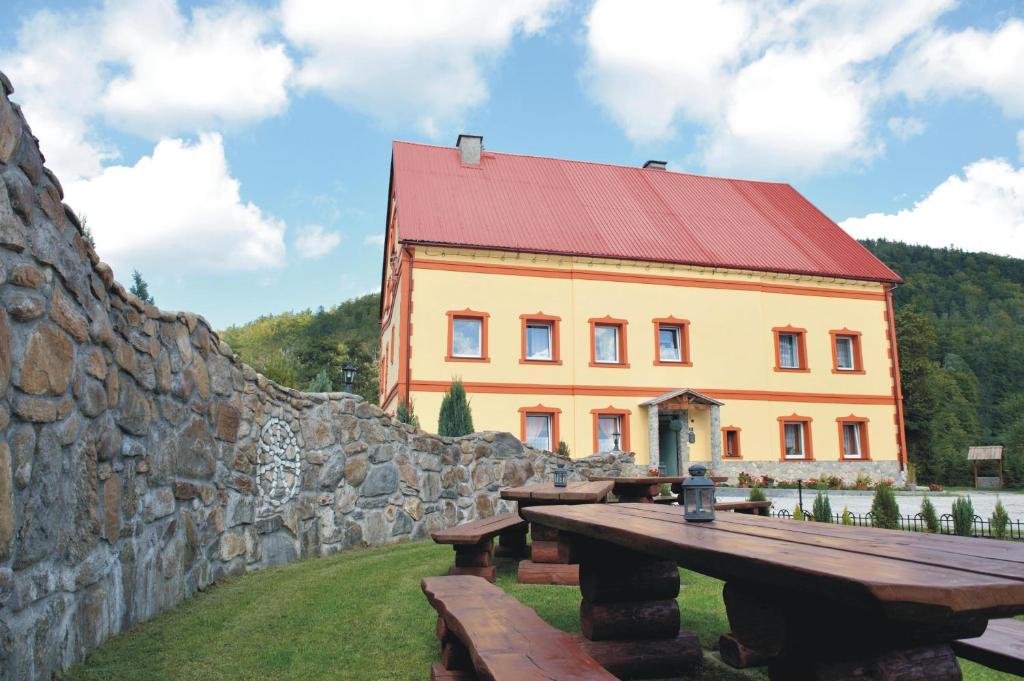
[
  {"x1": 438, "y1": 379, "x2": 474, "y2": 437},
  {"x1": 990, "y1": 497, "x2": 1010, "y2": 540},
  {"x1": 812, "y1": 490, "x2": 833, "y2": 523},
  {"x1": 130, "y1": 269, "x2": 155, "y2": 305},
  {"x1": 306, "y1": 368, "x2": 333, "y2": 393},
  {"x1": 870, "y1": 483, "x2": 900, "y2": 530},
  {"x1": 841, "y1": 506, "x2": 853, "y2": 526},
  {"x1": 557, "y1": 441, "x2": 571, "y2": 458},
  {"x1": 919, "y1": 496, "x2": 939, "y2": 533},
  {"x1": 951, "y1": 496, "x2": 975, "y2": 537},
  {"x1": 792, "y1": 504, "x2": 804, "y2": 521},
  {"x1": 396, "y1": 399, "x2": 420, "y2": 428},
  {"x1": 747, "y1": 485, "x2": 770, "y2": 516}
]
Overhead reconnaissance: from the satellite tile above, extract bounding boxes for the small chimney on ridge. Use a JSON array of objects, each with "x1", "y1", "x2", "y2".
[
  {"x1": 643, "y1": 160, "x2": 667, "y2": 170},
  {"x1": 456, "y1": 134, "x2": 483, "y2": 165}
]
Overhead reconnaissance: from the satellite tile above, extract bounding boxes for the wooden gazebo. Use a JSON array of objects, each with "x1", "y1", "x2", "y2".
[{"x1": 968, "y1": 445, "x2": 1004, "y2": 489}]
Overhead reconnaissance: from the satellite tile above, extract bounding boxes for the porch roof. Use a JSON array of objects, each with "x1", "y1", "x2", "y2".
[{"x1": 640, "y1": 388, "x2": 723, "y2": 408}]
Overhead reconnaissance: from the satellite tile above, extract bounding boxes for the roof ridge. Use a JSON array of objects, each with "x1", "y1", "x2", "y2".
[{"x1": 391, "y1": 139, "x2": 794, "y2": 187}]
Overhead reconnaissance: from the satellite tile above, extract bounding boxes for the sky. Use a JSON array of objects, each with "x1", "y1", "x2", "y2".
[{"x1": 1, "y1": 0, "x2": 1023, "y2": 329}]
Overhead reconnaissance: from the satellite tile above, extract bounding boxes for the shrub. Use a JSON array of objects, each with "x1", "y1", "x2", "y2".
[
  {"x1": 748, "y1": 486, "x2": 770, "y2": 516},
  {"x1": 841, "y1": 506, "x2": 853, "y2": 525},
  {"x1": 854, "y1": 473, "x2": 873, "y2": 490},
  {"x1": 738, "y1": 471, "x2": 753, "y2": 488},
  {"x1": 870, "y1": 483, "x2": 900, "y2": 529},
  {"x1": 792, "y1": 504, "x2": 804, "y2": 521},
  {"x1": 920, "y1": 496, "x2": 939, "y2": 533},
  {"x1": 812, "y1": 490, "x2": 833, "y2": 523},
  {"x1": 306, "y1": 368, "x2": 333, "y2": 393},
  {"x1": 438, "y1": 379, "x2": 474, "y2": 437},
  {"x1": 991, "y1": 497, "x2": 1010, "y2": 540},
  {"x1": 557, "y1": 441, "x2": 571, "y2": 458},
  {"x1": 951, "y1": 496, "x2": 975, "y2": 537},
  {"x1": 395, "y1": 399, "x2": 419, "y2": 428}
]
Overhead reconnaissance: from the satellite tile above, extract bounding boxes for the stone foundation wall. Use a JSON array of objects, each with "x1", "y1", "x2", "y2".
[
  {"x1": 713, "y1": 460, "x2": 902, "y2": 485},
  {"x1": 0, "y1": 73, "x2": 638, "y2": 680}
]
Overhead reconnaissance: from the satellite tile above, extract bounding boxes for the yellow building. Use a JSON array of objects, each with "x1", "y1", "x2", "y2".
[{"x1": 379, "y1": 136, "x2": 907, "y2": 483}]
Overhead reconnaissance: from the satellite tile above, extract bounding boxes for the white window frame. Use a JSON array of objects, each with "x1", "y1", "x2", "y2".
[
  {"x1": 659, "y1": 326, "x2": 682, "y2": 362},
  {"x1": 778, "y1": 333, "x2": 800, "y2": 369},
  {"x1": 525, "y1": 413, "x2": 552, "y2": 451},
  {"x1": 525, "y1": 322, "x2": 553, "y2": 361},
  {"x1": 842, "y1": 422, "x2": 862, "y2": 459},
  {"x1": 835, "y1": 335, "x2": 856, "y2": 371},
  {"x1": 783, "y1": 422, "x2": 807, "y2": 459},
  {"x1": 594, "y1": 324, "x2": 620, "y2": 364},
  {"x1": 451, "y1": 317, "x2": 483, "y2": 358},
  {"x1": 597, "y1": 415, "x2": 622, "y2": 452}
]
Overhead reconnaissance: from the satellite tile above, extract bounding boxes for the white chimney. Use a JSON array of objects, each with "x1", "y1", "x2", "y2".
[{"x1": 456, "y1": 134, "x2": 483, "y2": 164}]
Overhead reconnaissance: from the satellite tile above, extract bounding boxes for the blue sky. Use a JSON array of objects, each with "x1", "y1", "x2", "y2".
[{"x1": 1, "y1": 0, "x2": 1023, "y2": 328}]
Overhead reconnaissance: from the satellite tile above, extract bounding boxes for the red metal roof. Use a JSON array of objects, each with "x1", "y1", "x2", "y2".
[{"x1": 391, "y1": 141, "x2": 900, "y2": 283}]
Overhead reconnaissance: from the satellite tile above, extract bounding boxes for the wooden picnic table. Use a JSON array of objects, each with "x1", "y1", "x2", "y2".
[
  {"x1": 589, "y1": 475, "x2": 686, "y2": 503},
  {"x1": 520, "y1": 502, "x2": 1024, "y2": 681},
  {"x1": 501, "y1": 481, "x2": 613, "y2": 586}
]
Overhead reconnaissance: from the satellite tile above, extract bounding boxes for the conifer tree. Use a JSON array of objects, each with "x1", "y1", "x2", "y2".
[
  {"x1": 130, "y1": 269, "x2": 155, "y2": 305},
  {"x1": 920, "y1": 496, "x2": 939, "y2": 533},
  {"x1": 396, "y1": 399, "x2": 420, "y2": 428},
  {"x1": 870, "y1": 483, "x2": 900, "y2": 529},
  {"x1": 812, "y1": 490, "x2": 833, "y2": 523},
  {"x1": 438, "y1": 379, "x2": 474, "y2": 437},
  {"x1": 991, "y1": 497, "x2": 1010, "y2": 540}
]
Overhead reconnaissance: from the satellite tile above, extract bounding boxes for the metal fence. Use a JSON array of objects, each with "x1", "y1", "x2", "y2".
[{"x1": 771, "y1": 508, "x2": 1024, "y2": 540}]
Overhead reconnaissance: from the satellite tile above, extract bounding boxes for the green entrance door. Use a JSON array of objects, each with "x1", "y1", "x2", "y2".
[{"x1": 658, "y1": 417, "x2": 681, "y2": 476}]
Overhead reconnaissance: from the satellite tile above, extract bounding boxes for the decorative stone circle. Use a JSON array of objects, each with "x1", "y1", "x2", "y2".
[{"x1": 256, "y1": 418, "x2": 301, "y2": 516}]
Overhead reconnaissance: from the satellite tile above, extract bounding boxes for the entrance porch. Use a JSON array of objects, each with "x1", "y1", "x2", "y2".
[{"x1": 641, "y1": 389, "x2": 723, "y2": 476}]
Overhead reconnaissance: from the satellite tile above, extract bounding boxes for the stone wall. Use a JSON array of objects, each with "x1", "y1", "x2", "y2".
[
  {"x1": 714, "y1": 460, "x2": 902, "y2": 485},
  {"x1": 0, "y1": 73, "x2": 639, "y2": 680}
]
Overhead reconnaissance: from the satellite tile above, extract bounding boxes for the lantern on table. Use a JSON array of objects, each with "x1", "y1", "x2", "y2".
[
  {"x1": 682, "y1": 464, "x2": 715, "y2": 521},
  {"x1": 553, "y1": 462, "x2": 568, "y2": 488}
]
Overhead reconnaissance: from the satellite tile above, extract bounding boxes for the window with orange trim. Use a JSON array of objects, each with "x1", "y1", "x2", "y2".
[
  {"x1": 773, "y1": 326, "x2": 809, "y2": 372},
  {"x1": 837, "y1": 416, "x2": 870, "y2": 460},
  {"x1": 520, "y1": 313, "x2": 562, "y2": 364},
  {"x1": 830, "y1": 329, "x2": 864, "y2": 374},
  {"x1": 589, "y1": 316, "x2": 629, "y2": 368},
  {"x1": 778, "y1": 415, "x2": 813, "y2": 460},
  {"x1": 445, "y1": 309, "x2": 489, "y2": 362},
  {"x1": 519, "y1": 405, "x2": 561, "y2": 452},
  {"x1": 722, "y1": 427, "x2": 742, "y2": 459},
  {"x1": 652, "y1": 317, "x2": 692, "y2": 366},
  {"x1": 591, "y1": 407, "x2": 631, "y2": 453}
]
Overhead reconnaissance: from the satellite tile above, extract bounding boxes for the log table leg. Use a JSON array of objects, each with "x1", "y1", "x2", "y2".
[
  {"x1": 721, "y1": 581, "x2": 979, "y2": 681},
  {"x1": 573, "y1": 538, "x2": 702, "y2": 679},
  {"x1": 493, "y1": 524, "x2": 529, "y2": 559},
  {"x1": 613, "y1": 482, "x2": 663, "y2": 503},
  {"x1": 517, "y1": 522, "x2": 579, "y2": 585},
  {"x1": 433, "y1": 616, "x2": 478, "y2": 680},
  {"x1": 448, "y1": 539, "x2": 496, "y2": 582}
]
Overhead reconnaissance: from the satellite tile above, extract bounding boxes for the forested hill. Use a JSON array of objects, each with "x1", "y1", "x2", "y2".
[
  {"x1": 862, "y1": 240, "x2": 1024, "y2": 485},
  {"x1": 218, "y1": 242, "x2": 1024, "y2": 486}
]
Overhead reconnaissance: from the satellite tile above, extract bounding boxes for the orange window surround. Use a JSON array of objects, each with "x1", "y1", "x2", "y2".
[
  {"x1": 652, "y1": 316, "x2": 692, "y2": 366},
  {"x1": 721, "y1": 426, "x2": 742, "y2": 459},
  {"x1": 591, "y1": 407, "x2": 631, "y2": 453},
  {"x1": 519, "y1": 313, "x2": 562, "y2": 365},
  {"x1": 589, "y1": 316, "x2": 629, "y2": 368},
  {"x1": 773, "y1": 325, "x2": 809, "y2": 372},
  {"x1": 518, "y1": 405, "x2": 561, "y2": 452},
  {"x1": 837, "y1": 416, "x2": 871, "y2": 460},
  {"x1": 777, "y1": 414, "x2": 814, "y2": 461},
  {"x1": 830, "y1": 329, "x2": 865, "y2": 374},
  {"x1": 445, "y1": 309, "x2": 490, "y2": 362}
]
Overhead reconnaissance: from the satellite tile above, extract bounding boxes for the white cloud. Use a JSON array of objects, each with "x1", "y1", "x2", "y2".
[
  {"x1": 66, "y1": 134, "x2": 286, "y2": 275},
  {"x1": 888, "y1": 116, "x2": 926, "y2": 140},
  {"x1": 1, "y1": 0, "x2": 292, "y2": 181},
  {"x1": 1017, "y1": 130, "x2": 1024, "y2": 163},
  {"x1": 281, "y1": 0, "x2": 561, "y2": 136},
  {"x1": 841, "y1": 158, "x2": 1024, "y2": 258},
  {"x1": 582, "y1": 0, "x2": 954, "y2": 176},
  {"x1": 295, "y1": 225, "x2": 342, "y2": 259},
  {"x1": 364, "y1": 234, "x2": 386, "y2": 246},
  {"x1": 890, "y1": 20, "x2": 1024, "y2": 116}
]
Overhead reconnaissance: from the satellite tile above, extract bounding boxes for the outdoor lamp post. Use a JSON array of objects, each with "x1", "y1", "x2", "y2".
[
  {"x1": 682, "y1": 464, "x2": 716, "y2": 522},
  {"x1": 553, "y1": 462, "x2": 568, "y2": 487},
  {"x1": 612, "y1": 429, "x2": 621, "y2": 452},
  {"x1": 342, "y1": 362, "x2": 357, "y2": 394}
]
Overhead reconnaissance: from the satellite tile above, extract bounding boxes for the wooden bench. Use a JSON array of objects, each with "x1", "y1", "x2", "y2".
[
  {"x1": 431, "y1": 513, "x2": 528, "y2": 583},
  {"x1": 714, "y1": 500, "x2": 772, "y2": 515},
  {"x1": 422, "y1": 575, "x2": 616, "y2": 681},
  {"x1": 953, "y1": 618, "x2": 1024, "y2": 675}
]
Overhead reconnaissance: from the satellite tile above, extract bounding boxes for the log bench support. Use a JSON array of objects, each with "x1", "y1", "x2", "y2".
[
  {"x1": 720, "y1": 581, "x2": 980, "y2": 681},
  {"x1": 575, "y1": 538, "x2": 702, "y2": 679},
  {"x1": 518, "y1": 522, "x2": 580, "y2": 585},
  {"x1": 431, "y1": 513, "x2": 529, "y2": 584}
]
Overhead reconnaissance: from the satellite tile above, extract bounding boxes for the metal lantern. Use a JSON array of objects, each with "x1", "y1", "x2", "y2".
[
  {"x1": 553, "y1": 462, "x2": 568, "y2": 488},
  {"x1": 682, "y1": 464, "x2": 716, "y2": 522},
  {"x1": 687, "y1": 426, "x2": 696, "y2": 444},
  {"x1": 342, "y1": 362, "x2": 357, "y2": 393},
  {"x1": 612, "y1": 430, "x2": 621, "y2": 452}
]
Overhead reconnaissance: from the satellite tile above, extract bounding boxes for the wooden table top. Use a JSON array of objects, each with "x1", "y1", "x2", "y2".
[
  {"x1": 589, "y1": 475, "x2": 687, "y2": 485},
  {"x1": 520, "y1": 503, "x2": 1024, "y2": 622},
  {"x1": 501, "y1": 480, "x2": 613, "y2": 503}
]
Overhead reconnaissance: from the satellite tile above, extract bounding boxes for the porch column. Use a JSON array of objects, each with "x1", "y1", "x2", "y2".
[
  {"x1": 678, "y1": 410, "x2": 690, "y2": 471},
  {"x1": 710, "y1": 404, "x2": 722, "y2": 471},
  {"x1": 647, "y1": 404, "x2": 659, "y2": 470}
]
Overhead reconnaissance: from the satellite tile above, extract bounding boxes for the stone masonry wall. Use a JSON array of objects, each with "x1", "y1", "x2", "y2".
[{"x1": 0, "y1": 73, "x2": 639, "y2": 680}]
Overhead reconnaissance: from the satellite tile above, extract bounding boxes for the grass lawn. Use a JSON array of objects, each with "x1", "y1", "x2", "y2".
[{"x1": 65, "y1": 540, "x2": 1018, "y2": 681}]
